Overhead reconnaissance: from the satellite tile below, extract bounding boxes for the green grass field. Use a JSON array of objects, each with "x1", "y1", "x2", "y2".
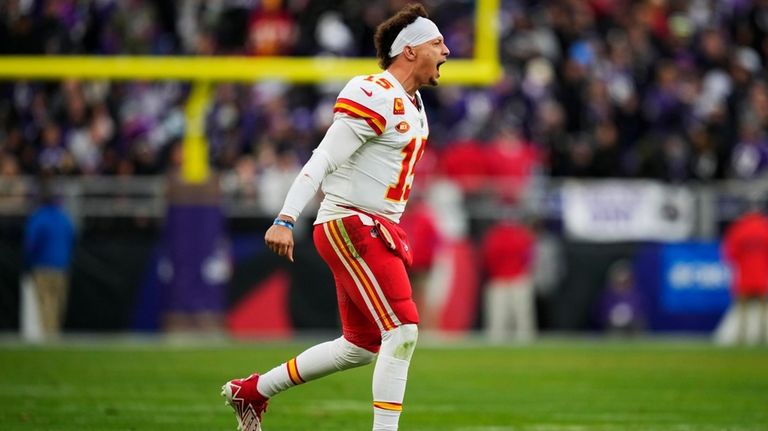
[{"x1": 1, "y1": 338, "x2": 767, "y2": 430}]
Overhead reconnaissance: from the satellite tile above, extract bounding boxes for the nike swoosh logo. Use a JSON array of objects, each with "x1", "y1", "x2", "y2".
[{"x1": 360, "y1": 87, "x2": 373, "y2": 97}]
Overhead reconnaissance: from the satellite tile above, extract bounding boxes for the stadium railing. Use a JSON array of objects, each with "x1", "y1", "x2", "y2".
[{"x1": 2, "y1": 175, "x2": 767, "y2": 234}]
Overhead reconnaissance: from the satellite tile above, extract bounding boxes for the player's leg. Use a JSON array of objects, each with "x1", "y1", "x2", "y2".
[
  {"x1": 51, "y1": 270, "x2": 68, "y2": 335},
  {"x1": 484, "y1": 279, "x2": 512, "y2": 343},
  {"x1": 760, "y1": 295, "x2": 768, "y2": 344},
  {"x1": 736, "y1": 297, "x2": 748, "y2": 344},
  {"x1": 255, "y1": 273, "x2": 379, "y2": 399},
  {"x1": 222, "y1": 315, "x2": 377, "y2": 431},
  {"x1": 256, "y1": 334, "x2": 377, "y2": 398},
  {"x1": 257, "y1": 220, "x2": 388, "y2": 397},
  {"x1": 221, "y1": 222, "x2": 380, "y2": 431},
  {"x1": 319, "y1": 216, "x2": 421, "y2": 430},
  {"x1": 32, "y1": 269, "x2": 57, "y2": 337},
  {"x1": 509, "y1": 277, "x2": 536, "y2": 342},
  {"x1": 372, "y1": 323, "x2": 418, "y2": 431}
]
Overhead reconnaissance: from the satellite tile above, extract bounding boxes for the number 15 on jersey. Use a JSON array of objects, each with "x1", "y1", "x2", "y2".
[{"x1": 386, "y1": 137, "x2": 427, "y2": 203}]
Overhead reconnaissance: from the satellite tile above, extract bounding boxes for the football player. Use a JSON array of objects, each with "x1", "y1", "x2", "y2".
[{"x1": 222, "y1": 3, "x2": 449, "y2": 431}]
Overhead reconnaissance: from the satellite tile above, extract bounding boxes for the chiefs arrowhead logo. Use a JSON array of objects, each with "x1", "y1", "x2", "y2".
[
  {"x1": 395, "y1": 121, "x2": 410, "y2": 133},
  {"x1": 393, "y1": 98, "x2": 405, "y2": 115}
]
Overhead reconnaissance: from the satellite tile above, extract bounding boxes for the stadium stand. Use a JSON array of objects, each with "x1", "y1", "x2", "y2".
[
  {"x1": 2, "y1": 0, "x2": 768, "y2": 182},
  {"x1": 2, "y1": 0, "x2": 768, "y2": 338}
]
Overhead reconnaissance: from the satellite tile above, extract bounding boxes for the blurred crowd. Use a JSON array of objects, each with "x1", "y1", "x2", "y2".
[{"x1": 3, "y1": 0, "x2": 768, "y2": 193}]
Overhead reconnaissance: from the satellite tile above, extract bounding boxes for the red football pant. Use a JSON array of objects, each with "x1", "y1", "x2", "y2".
[{"x1": 313, "y1": 216, "x2": 419, "y2": 353}]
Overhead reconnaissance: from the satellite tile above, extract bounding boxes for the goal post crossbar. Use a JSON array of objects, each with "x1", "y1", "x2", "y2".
[
  {"x1": 0, "y1": 0, "x2": 500, "y2": 84},
  {"x1": 0, "y1": 0, "x2": 500, "y2": 183}
]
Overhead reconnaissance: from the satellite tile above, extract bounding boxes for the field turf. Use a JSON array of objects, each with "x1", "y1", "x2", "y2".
[{"x1": 1, "y1": 338, "x2": 766, "y2": 430}]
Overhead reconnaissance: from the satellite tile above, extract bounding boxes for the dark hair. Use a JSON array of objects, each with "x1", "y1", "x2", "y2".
[{"x1": 374, "y1": 3, "x2": 429, "y2": 70}]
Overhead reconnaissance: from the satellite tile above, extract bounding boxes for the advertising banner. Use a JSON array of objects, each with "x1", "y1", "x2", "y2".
[
  {"x1": 563, "y1": 180, "x2": 695, "y2": 242},
  {"x1": 660, "y1": 242, "x2": 731, "y2": 314}
]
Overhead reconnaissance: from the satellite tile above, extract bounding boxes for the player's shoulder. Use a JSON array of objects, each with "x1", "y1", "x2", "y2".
[{"x1": 338, "y1": 72, "x2": 398, "y2": 107}]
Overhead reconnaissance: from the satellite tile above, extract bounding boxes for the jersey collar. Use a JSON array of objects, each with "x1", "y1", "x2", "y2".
[{"x1": 382, "y1": 70, "x2": 422, "y2": 111}]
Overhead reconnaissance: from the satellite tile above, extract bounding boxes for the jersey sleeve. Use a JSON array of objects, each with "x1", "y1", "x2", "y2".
[
  {"x1": 333, "y1": 76, "x2": 390, "y2": 141},
  {"x1": 278, "y1": 121, "x2": 365, "y2": 220}
]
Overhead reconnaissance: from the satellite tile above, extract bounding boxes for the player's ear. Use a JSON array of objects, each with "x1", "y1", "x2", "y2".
[{"x1": 403, "y1": 45, "x2": 417, "y2": 60}]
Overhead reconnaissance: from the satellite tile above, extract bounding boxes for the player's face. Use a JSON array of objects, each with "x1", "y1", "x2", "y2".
[{"x1": 414, "y1": 37, "x2": 450, "y2": 87}]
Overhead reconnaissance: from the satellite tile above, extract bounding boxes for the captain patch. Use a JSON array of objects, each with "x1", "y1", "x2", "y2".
[{"x1": 393, "y1": 98, "x2": 405, "y2": 115}]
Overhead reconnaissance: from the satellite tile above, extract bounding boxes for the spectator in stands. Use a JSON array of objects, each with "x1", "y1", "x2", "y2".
[
  {"x1": 247, "y1": 0, "x2": 297, "y2": 56},
  {"x1": 37, "y1": 122, "x2": 75, "y2": 175},
  {"x1": 436, "y1": 138, "x2": 488, "y2": 194},
  {"x1": 1, "y1": 1, "x2": 40, "y2": 54},
  {"x1": 687, "y1": 123, "x2": 724, "y2": 181},
  {"x1": 0, "y1": 154, "x2": 27, "y2": 208},
  {"x1": 640, "y1": 132, "x2": 691, "y2": 182},
  {"x1": 257, "y1": 144, "x2": 301, "y2": 215},
  {"x1": 591, "y1": 120, "x2": 623, "y2": 178},
  {"x1": 720, "y1": 202, "x2": 768, "y2": 345},
  {"x1": 485, "y1": 125, "x2": 540, "y2": 202},
  {"x1": 480, "y1": 213, "x2": 537, "y2": 342},
  {"x1": 23, "y1": 175, "x2": 76, "y2": 340},
  {"x1": 730, "y1": 122, "x2": 768, "y2": 179},
  {"x1": 6, "y1": 0, "x2": 768, "y2": 186}
]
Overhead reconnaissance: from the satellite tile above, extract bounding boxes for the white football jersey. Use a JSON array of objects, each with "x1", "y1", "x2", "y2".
[{"x1": 316, "y1": 70, "x2": 429, "y2": 224}]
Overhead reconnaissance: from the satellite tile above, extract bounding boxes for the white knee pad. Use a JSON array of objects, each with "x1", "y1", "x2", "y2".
[
  {"x1": 331, "y1": 336, "x2": 377, "y2": 370},
  {"x1": 380, "y1": 324, "x2": 419, "y2": 361}
]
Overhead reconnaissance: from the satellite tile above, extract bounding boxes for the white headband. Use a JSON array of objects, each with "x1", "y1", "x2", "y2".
[{"x1": 389, "y1": 16, "x2": 443, "y2": 58}]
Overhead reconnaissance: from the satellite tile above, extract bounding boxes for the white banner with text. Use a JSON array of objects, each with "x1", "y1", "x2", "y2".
[{"x1": 562, "y1": 180, "x2": 695, "y2": 242}]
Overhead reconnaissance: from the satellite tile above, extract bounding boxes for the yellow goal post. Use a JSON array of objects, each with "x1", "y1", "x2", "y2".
[{"x1": 0, "y1": 0, "x2": 501, "y2": 183}]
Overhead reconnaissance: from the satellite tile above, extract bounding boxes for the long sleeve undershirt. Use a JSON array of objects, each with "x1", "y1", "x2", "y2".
[{"x1": 278, "y1": 119, "x2": 366, "y2": 220}]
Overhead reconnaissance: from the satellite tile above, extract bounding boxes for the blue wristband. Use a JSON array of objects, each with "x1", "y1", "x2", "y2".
[{"x1": 273, "y1": 218, "x2": 294, "y2": 230}]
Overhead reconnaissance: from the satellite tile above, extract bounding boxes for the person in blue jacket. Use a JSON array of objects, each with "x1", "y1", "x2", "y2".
[{"x1": 24, "y1": 178, "x2": 76, "y2": 339}]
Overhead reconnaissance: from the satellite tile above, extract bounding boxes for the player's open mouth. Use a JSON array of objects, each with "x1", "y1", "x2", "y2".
[{"x1": 437, "y1": 60, "x2": 445, "y2": 75}]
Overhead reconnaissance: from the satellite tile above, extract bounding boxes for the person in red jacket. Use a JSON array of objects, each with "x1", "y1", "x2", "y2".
[
  {"x1": 398, "y1": 196, "x2": 442, "y2": 330},
  {"x1": 481, "y1": 214, "x2": 537, "y2": 342},
  {"x1": 721, "y1": 206, "x2": 768, "y2": 344}
]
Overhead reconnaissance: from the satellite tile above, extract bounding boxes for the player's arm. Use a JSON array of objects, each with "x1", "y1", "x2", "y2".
[{"x1": 265, "y1": 119, "x2": 366, "y2": 261}]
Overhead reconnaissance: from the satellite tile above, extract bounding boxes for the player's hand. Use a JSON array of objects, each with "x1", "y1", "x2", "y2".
[{"x1": 265, "y1": 221, "x2": 295, "y2": 262}]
